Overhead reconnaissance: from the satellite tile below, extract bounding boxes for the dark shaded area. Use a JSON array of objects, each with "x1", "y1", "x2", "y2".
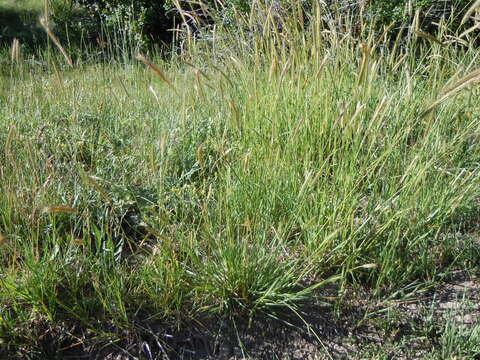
[
  {"x1": 0, "y1": 5, "x2": 46, "y2": 49},
  {"x1": 74, "y1": 0, "x2": 176, "y2": 45}
]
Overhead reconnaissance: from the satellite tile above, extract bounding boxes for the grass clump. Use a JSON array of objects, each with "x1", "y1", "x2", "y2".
[{"x1": 1, "y1": 1, "x2": 480, "y2": 358}]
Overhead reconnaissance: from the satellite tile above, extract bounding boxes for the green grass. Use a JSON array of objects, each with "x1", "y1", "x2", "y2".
[{"x1": 1, "y1": 1, "x2": 480, "y2": 358}]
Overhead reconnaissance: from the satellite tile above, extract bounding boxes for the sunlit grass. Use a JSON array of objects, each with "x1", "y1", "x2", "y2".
[{"x1": 1, "y1": 1, "x2": 480, "y2": 358}]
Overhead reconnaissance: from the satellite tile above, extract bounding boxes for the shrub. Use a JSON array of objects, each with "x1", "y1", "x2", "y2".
[
  {"x1": 51, "y1": 0, "x2": 476, "y2": 52},
  {"x1": 51, "y1": 0, "x2": 173, "y2": 52},
  {"x1": 364, "y1": 0, "x2": 473, "y2": 33}
]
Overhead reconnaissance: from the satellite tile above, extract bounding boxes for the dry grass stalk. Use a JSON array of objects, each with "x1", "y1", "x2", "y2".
[
  {"x1": 148, "y1": 84, "x2": 160, "y2": 102},
  {"x1": 423, "y1": 68, "x2": 480, "y2": 116},
  {"x1": 196, "y1": 145, "x2": 205, "y2": 168},
  {"x1": 43, "y1": 0, "x2": 50, "y2": 26},
  {"x1": 82, "y1": 174, "x2": 112, "y2": 205},
  {"x1": 42, "y1": 205, "x2": 79, "y2": 215},
  {"x1": 357, "y1": 42, "x2": 371, "y2": 84},
  {"x1": 40, "y1": 16, "x2": 73, "y2": 67},
  {"x1": 183, "y1": 61, "x2": 210, "y2": 81},
  {"x1": 414, "y1": 30, "x2": 445, "y2": 46},
  {"x1": 462, "y1": 0, "x2": 480, "y2": 25},
  {"x1": 136, "y1": 54, "x2": 176, "y2": 90},
  {"x1": 458, "y1": 22, "x2": 480, "y2": 39},
  {"x1": 11, "y1": 39, "x2": 21, "y2": 63}
]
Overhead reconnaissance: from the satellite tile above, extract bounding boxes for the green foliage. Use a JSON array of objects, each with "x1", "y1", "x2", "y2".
[{"x1": 365, "y1": 0, "x2": 471, "y2": 32}]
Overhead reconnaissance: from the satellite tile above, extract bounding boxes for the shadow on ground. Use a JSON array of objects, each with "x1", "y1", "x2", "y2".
[{"x1": 7, "y1": 269, "x2": 479, "y2": 360}]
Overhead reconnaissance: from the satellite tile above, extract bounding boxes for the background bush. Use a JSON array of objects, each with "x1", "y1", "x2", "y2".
[
  {"x1": 47, "y1": 0, "x2": 478, "y2": 52},
  {"x1": 365, "y1": 0, "x2": 473, "y2": 33}
]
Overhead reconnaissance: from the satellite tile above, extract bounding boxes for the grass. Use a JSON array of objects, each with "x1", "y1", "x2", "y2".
[
  {"x1": 354, "y1": 287, "x2": 480, "y2": 359},
  {"x1": 1, "y1": 1, "x2": 480, "y2": 358}
]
